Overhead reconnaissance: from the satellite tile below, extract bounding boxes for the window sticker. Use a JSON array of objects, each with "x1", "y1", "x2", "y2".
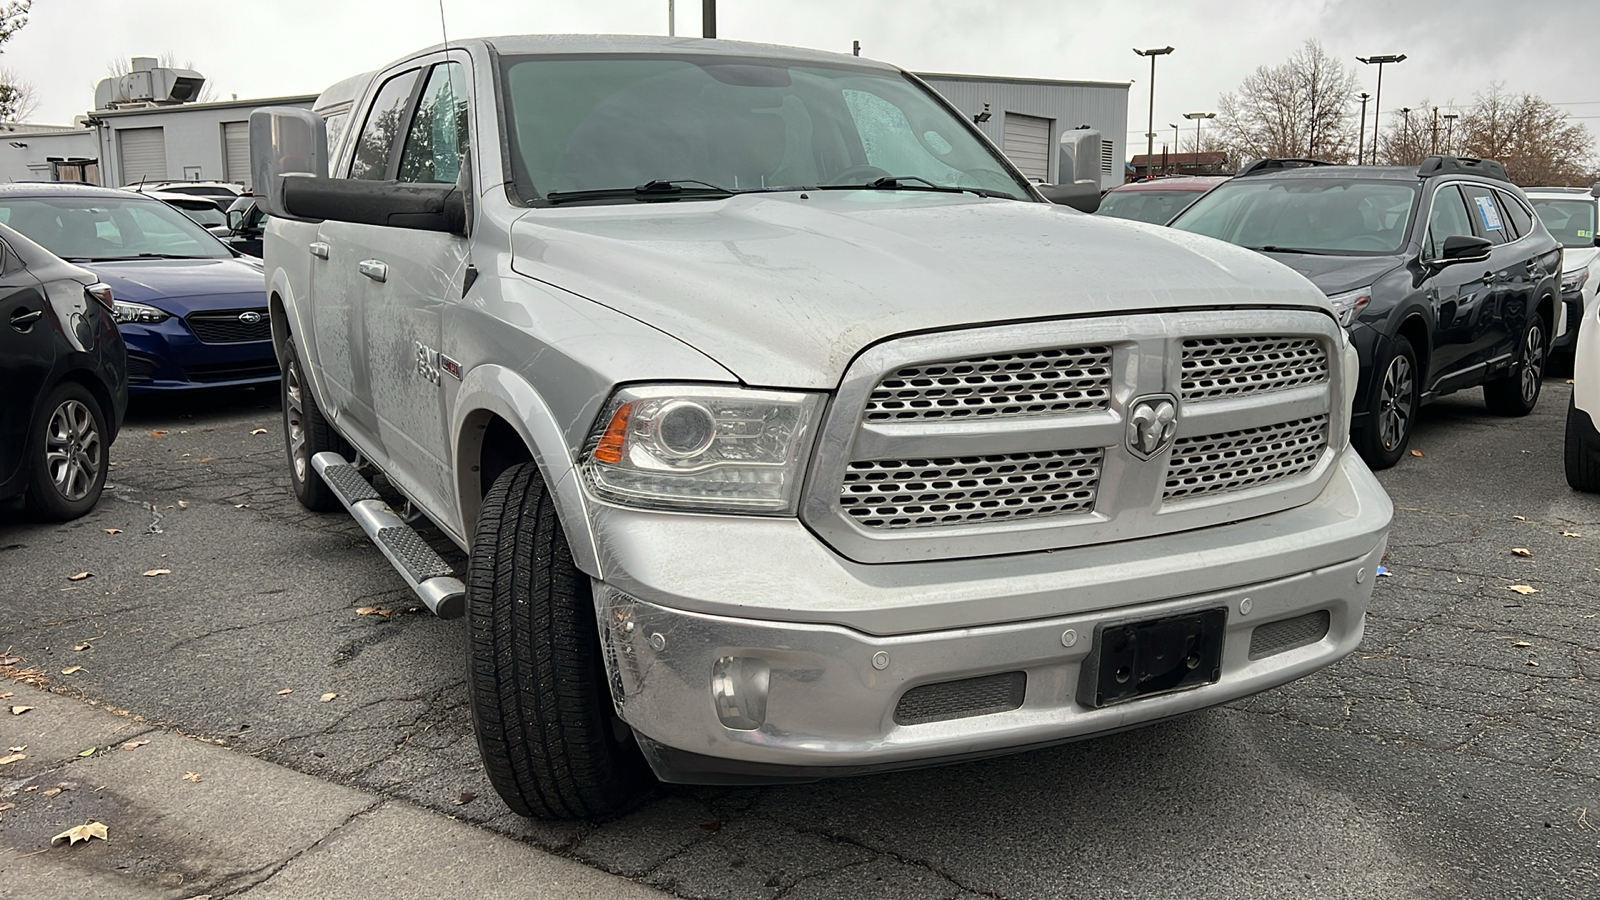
[
  {"x1": 1474, "y1": 194, "x2": 1503, "y2": 230},
  {"x1": 1580, "y1": 229, "x2": 1593, "y2": 238}
]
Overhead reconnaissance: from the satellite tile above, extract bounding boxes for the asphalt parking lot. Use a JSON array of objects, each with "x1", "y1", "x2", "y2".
[{"x1": 3, "y1": 378, "x2": 1598, "y2": 899}]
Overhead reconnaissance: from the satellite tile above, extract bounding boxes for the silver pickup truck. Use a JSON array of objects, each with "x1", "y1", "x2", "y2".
[{"x1": 252, "y1": 35, "x2": 1392, "y2": 820}]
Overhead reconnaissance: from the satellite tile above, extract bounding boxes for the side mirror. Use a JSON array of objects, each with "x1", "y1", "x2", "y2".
[
  {"x1": 1043, "y1": 127, "x2": 1103, "y2": 212},
  {"x1": 227, "y1": 209, "x2": 243, "y2": 230},
  {"x1": 1037, "y1": 180, "x2": 1102, "y2": 213},
  {"x1": 280, "y1": 176, "x2": 466, "y2": 235},
  {"x1": 1589, "y1": 182, "x2": 1600, "y2": 199},
  {"x1": 1428, "y1": 234, "x2": 1493, "y2": 267},
  {"x1": 250, "y1": 107, "x2": 329, "y2": 221}
]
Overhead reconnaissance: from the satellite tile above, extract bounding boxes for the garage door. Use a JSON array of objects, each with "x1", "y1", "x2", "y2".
[
  {"x1": 117, "y1": 128, "x2": 167, "y2": 185},
  {"x1": 1003, "y1": 113, "x2": 1051, "y2": 182},
  {"x1": 222, "y1": 121, "x2": 251, "y2": 188}
]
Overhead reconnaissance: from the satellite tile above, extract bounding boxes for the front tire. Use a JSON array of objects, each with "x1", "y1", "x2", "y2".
[
  {"x1": 25, "y1": 382, "x2": 108, "y2": 521},
  {"x1": 1566, "y1": 396, "x2": 1600, "y2": 492},
  {"x1": 1484, "y1": 310, "x2": 1547, "y2": 417},
  {"x1": 1353, "y1": 337, "x2": 1419, "y2": 470},
  {"x1": 281, "y1": 337, "x2": 349, "y2": 512},
  {"x1": 467, "y1": 463, "x2": 652, "y2": 820}
]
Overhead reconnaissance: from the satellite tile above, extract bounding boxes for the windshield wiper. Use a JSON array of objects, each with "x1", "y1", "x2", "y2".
[
  {"x1": 545, "y1": 179, "x2": 735, "y2": 205},
  {"x1": 89, "y1": 253, "x2": 210, "y2": 261},
  {"x1": 1244, "y1": 245, "x2": 1341, "y2": 256},
  {"x1": 815, "y1": 175, "x2": 1003, "y2": 198}
]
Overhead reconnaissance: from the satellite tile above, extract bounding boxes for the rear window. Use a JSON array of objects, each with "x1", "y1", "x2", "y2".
[{"x1": 1096, "y1": 189, "x2": 1205, "y2": 225}]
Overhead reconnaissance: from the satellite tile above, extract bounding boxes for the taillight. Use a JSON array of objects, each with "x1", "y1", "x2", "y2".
[{"x1": 86, "y1": 282, "x2": 113, "y2": 310}]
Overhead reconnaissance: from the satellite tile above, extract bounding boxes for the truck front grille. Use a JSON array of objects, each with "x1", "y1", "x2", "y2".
[
  {"x1": 1181, "y1": 336, "x2": 1327, "y2": 402},
  {"x1": 840, "y1": 448, "x2": 1102, "y2": 529},
  {"x1": 864, "y1": 345, "x2": 1112, "y2": 422},
  {"x1": 1163, "y1": 415, "x2": 1328, "y2": 503}
]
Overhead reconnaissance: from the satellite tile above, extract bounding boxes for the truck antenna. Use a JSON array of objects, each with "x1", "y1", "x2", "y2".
[{"x1": 437, "y1": 0, "x2": 450, "y2": 50}]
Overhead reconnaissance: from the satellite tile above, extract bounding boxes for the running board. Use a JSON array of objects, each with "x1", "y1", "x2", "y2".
[{"x1": 311, "y1": 452, "x2": 465, "y2": 619}]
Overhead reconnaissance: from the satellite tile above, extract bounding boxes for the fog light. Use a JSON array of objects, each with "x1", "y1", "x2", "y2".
[{"x1": 711, "y1": 656, "x2": 770, "y2": 731}]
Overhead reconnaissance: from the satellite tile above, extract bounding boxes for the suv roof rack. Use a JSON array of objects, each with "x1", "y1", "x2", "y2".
[
  {"x1": 1236, "y1": 158, "x2": 1337, "y2": 177},
  {"x1": 1417, "y1": 155, "x2": 1510, "y2": 183}
]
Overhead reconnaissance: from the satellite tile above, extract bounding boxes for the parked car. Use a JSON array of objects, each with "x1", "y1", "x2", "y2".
[
  {"x1": 1095, "y1": 175, "x2": 1229, "y2": 224},
  {"x1": 1568, "y1": 280, "x2": 1600, "y2": 490},
  {"x1": 1525, "y1": 186, "x2": 1600, "y2": 356},
  {"x1": 146, "y1": 189, "x2": 231, "y2": 234},
  {"x1": 253, "y1": 35, "x2": 1390, "y2": 820},
  {"x1": 0, "y1": 221, "x2": 126, "y2": 520},
  {"x1": 0, "y1": 183, "x2": 277, "y2": 392},
  {"x1": 125, "y1": 180, "x2": 244, "y2": 209},
  {"x1": 219, "y1": 195, "x2": 265, "y2": 257},
  {"x1": 1170, "y1": 156, "x2": 1560, "y2": 469}
]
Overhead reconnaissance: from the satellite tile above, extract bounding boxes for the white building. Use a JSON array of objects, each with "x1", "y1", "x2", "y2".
[{"x1": 90, "y1": 94, "x2": 315, "y2": 187}]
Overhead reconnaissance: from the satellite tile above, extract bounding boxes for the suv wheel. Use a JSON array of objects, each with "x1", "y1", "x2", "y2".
[
  {"x1": 1566, "y1": 395, "x2": 1600, "y2": 492},
  {"x1": 1484, "y1": 310, "x2": 1547, "y2": 416},
  {"x1": 467, "y1": 463, "x2": 653, "y2": 820},
  {"x1": 25, "y1": 382, "x2": 108, "y2": 521},
  {"x1": 281, "y1": 337, "x2": 351, "y2": 511},
  {"x1": 1354, "y1": 337, "x2": 1418, "y2": 470}
]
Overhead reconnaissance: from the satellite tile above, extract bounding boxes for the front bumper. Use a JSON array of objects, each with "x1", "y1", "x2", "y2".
[
  {"x1": 121, "y1": 317, "x2": 277, "y2": 393},
  {"x1": 589, "y1": 448, "x2": 1392, "y2": 783}
]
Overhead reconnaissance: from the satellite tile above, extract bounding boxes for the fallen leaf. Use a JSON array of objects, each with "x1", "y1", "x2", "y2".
[
  {"x1": 1511, "y1": 548, "x2": 1533, "y2": 558},
  {"x1": 250, "y1": 428, "x2": 268, "y2": 435},
  {"x1": 1563, "y1": 531, "x2": 1583, "y2": 538},
  {"x1": 60, "y1": 666, "x2": 83, "y2": 675},
  {"x1": 1512, "y1": 641, "x2": 1533, "y2": 648},
  {"x1": 183, "y1": 771, "x2": 202, "y2": 783},
  {"x1": 454, "y1": 791, "x2": 477, "y2": 805},
  {"x1": 177, "y1": 500, "x2": 189, "y2": 509},
  {"x1": 103, "y1": 528, "x2": 121, "y2": 535},
  {"x1": 0, "y1": 752, "x2": 25, "y2": 765},
  {"x1": 73, "y1": 642, "x2": 92, "y2": 652},
  {"x1": 142, "y1": 569, "x2": 171, "y2": 577},
  {"x1": 1507, "y1": 584, "x2": 1540, "y2": 595},
  {"x1": 68, "y1": 571, "x2": 94, "y2": 583},
  {"x1": 51, "y1": 821, "x2": 108, "y2": 845},
  {"x1": 319, "y1": 692, "x2": 337, "y2": 703},
  {"x1": 7, "y1": 746, "x2": 21, "y2": 752},
  {"x1": 120, "y1": 739, "x2": 150, "y2": 751},
  {"x1": 1526, "y1": 658, "x2": 1540, "y2": 667},
  {"x1": 0, "y1": 657, "x2": 18, "y2": 666},
  {"x1": 0, "y1": 802, "x2": 13, "y2": 811},
  {"x1": 275, "y1": 688, "x2": 294, "y2": 695},
  {"x1": 42, "y1": 786, "x2": 62, "y2": 796},
  {"x1": 1513, "y1": 515, "x2": 1528, "y2": 521},
  {"x1": 1409, "y1": 449, "x2": 1425, "y2": 457},
  {"x1": 147, "y1": 429, "x2": 167, "y2": 438},
  {"x1": 0, "y1": 691, "x2": 10, "y2": 699},
  {"x1": 355, "y1": 606, "x2": 392, "y2": 618},
  {"x1": 9, "y1": 705, "x2": 33, "y2": 715},
  {"x1": 77, "y1": 747, "x2": 95, "y2": 758},
  {"x1": 196, "y1": 457, "x2": 214, "y2": 463}
]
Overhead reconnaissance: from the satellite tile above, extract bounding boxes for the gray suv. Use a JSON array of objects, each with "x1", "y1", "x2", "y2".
[{"x1": 253, "y1": 35, "x2": 1392, "y2": 819}]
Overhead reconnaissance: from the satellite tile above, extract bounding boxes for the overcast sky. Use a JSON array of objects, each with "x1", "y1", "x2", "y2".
[{"x1": 8, "y1": 0, "x2": 1599, "y2": 157}]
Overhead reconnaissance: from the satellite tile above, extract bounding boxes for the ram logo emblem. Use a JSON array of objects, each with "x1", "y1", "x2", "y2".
[{"x1": 1126, "y1": 395, "x2": 1178, "y2": 459}]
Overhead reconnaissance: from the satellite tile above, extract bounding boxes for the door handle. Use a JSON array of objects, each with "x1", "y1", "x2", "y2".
[
  {"x1": 9, "y1": 307, "x2": 42, "y2": 330},
  {"x1": 358, "y1": 260, "x2": 388, "y2": 283},
  {"x1": 309, "y1": 241, "x2": 330, "y2": 260}
]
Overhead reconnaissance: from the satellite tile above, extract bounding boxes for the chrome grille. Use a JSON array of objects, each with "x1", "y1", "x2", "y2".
[
  {"x1": 1164, "y1": 415, "x2": 1328, "y2": 502},
  {"x1": 840, "y1": 448, "x2": 1103, "y2": 529},
  {"x1": 1182, "y1": 336, "x2": 1328, "y2": 402},
  {"x1": 864, "y1": 346, "x2": 1113, "y2": 422}
]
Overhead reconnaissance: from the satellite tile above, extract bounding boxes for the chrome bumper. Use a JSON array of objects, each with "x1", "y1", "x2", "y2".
[{"x1": 589, "y1": 448, "x2": 1391, "y2": 782}]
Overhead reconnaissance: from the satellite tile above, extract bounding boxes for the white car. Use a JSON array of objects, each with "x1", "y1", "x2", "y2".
[
  {"x1": 1526, "y1": 186, "x2": 1600, "y2": 354},
  {"x1": 1568, "y1": 285, "x2": 1600, "y2": 490},
  {"x1": 123, "y1": 180, "x2": 244, "y2": 207}
]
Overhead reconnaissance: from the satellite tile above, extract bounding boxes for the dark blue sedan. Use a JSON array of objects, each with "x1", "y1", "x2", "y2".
[{"x1": 0, "y1": 184, "x2": 274, "y2": 393}]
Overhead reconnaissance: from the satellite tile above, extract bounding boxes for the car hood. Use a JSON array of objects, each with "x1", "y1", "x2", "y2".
[
  {"x1": 509, "y1": 192, "x2": 1332, "y2": 388},
  {"x1": 1562, "y1": 245, "x2": 1598, "y2": 272},
  {"x1": 84, "y1": 258, "x2": 266, "y2": 313},
  {"x1": 1258, "y1": 252, "x2": 1407, "y2": 297}
]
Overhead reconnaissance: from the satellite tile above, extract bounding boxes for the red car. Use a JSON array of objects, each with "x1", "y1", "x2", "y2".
[{"x1": 1096, "y1": 175, "x2": 1230, "y2": 225}]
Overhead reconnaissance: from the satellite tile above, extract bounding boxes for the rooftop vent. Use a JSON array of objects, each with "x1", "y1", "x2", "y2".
[{"x1": 94, "y1": 58, "x2": 206, "y2": 110}]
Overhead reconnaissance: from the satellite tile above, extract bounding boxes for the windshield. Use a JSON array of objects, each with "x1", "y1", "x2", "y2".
[
  {"x1": 1172, "y1": 178, "x2": 1419, "y2": 255},
  {"x1": 500, "y1": 54, "x2": 1031, "y2": 203},
  {"x1": 0, "y1": 195, "x2": 233, "y2": 261},
  {"x1": 1530, "y1": 197, "x2": 1596, "y2": 249},
  {"x1": 1097, "y1": 189, "x2": 1206, "y2": 225},
  {"x1": 169, "y1": 202, "x2": 228, "y2": 229}
]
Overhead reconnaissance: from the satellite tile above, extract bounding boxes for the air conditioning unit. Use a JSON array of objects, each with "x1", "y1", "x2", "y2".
[{"x1": 94, "y1": 57, "x2": 206, "y2": 110}]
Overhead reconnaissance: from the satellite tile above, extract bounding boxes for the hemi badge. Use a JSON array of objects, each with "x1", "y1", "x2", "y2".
[{"x1": 438, "y1": 354, "x2": 463, "y2": 380}]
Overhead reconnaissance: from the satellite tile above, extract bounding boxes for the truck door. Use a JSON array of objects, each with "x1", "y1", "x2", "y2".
[{"x1": 310, "y1": 66, "x2": 422, "y2": 463}]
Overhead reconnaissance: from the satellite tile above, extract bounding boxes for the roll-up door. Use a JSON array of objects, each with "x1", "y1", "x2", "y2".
[
  {"x1": 117, "y1": 127, "x2": 167, "y2": 185},
  {"x1": 222, "y1": 121, "x2": 251, "y2": 187},
  {"x1": 1002, "y1": 113, "x2": 1051, "y2": 182}
]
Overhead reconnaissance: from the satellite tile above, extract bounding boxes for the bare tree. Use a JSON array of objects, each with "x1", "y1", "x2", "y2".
[
  {"x1": 1377, "y1": 101, "x2": 1436, "y2": 166},
  {"x1": 1215, "y1": 39, "x2": 1360, "y2": 163},
  {"x1": 0, "y1": 67, "x2": 37, "y2": 121},
  {"x1": 1458, "y1": 84, "x2": 1593, "y2": 185},
  {"x1": 0, "y1": 1, "x2": 28, "y2": 45}
]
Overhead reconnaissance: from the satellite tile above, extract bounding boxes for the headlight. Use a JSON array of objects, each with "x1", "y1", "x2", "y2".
[
  {"x1": 580, "y1": 385, "x2": 824, "y2": 515},
  {"x1": 1561, "y1": 269, "x2": 1589, "y2": 293},
  {"x1": 111, "y1": 300, "x2": 170, "y2": 325},
  {"x1": 1325, "y1": 287, "x2": 1371, "y2": 328}
]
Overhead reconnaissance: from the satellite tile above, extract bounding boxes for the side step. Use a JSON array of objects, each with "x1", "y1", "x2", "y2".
[{"x1": 311, "y1": 452, "x2": 465, "y2": 619}]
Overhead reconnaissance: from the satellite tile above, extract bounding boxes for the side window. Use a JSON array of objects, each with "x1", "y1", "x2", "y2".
[
  {"x1": 397, "y1": 63, "x2": 470, "y2": 184},
  {"x1": 323, "y1": 112, "x2": 350, "y2": 174},
  {"x1": 1497, "y1": 190, "x2": 1534, "y2": 239},
  {"x1": 1425, "y1": 185, "x2": 1474, "y2": 258},
  {"x1": 348, "y1": 70, "x2": 420, "y2": 181},
  {"x1": 1460, "y1": 183, "x2": 1508, "y2": 245}
]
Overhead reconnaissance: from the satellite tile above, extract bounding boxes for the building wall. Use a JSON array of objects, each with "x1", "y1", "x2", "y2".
[
  {"x1": 0, "y1": 128, "x2": 99, "y2": 183},
  {"x1": 93, "y1": 95, "x2": 315, "y2": 187},
  {"x1": 917, "y1": 74, "x2": 1130, "y2": 191}
]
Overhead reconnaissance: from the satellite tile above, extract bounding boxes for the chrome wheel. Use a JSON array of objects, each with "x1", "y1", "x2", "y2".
[
  {"x1": 1378, "y1": 353, "x2": 1414, "y2": 453},
  {"x1": 45, "y1": 398, "x2": 101, "y2": 502},
  {"x1": 286, "y1": 359, "x2": 308, "y2": 483},
  {"x1": 1520, "y1": 319, "x2": 1545, "y2": 405}
]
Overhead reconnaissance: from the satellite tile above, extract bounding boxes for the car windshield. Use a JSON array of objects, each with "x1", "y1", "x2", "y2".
[
  {"x1": 499, "y1": 54, "x2": 1031, "y2": 203},
  {"x1": 1172, "y1": 178, "x2": 1419, "y2": 255},
  {"x1": 1097, "y1": 189, "x2": 1207, "y2": 225},
  {"x1": 0, "y1": 195, "x2": 233, "y2": 261},
  {"x1": 1529, "y1": 197, "x2": 1596, "y2": 249}
]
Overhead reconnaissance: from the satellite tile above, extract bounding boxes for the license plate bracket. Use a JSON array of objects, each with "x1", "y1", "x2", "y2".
[{"x1": 1078, "y1": 609, "x2": 1226, "y2": 709}]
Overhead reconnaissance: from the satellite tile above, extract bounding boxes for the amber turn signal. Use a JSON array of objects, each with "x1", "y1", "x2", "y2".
[{"x1": 592, "y1": 401, "x2": 633, "y2": 463}]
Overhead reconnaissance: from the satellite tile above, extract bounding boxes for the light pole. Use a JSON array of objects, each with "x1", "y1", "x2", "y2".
[
  {"x1": 1134, "y1": 46, "x2": 1174, "y2": 178},
  {"x1": 1356, "y1": 92, "x2": 1371, "y2": 164},
  {"x1": 1170, "y1": 123, "x2": 1180, "y2": 170},
  {"x1": 1184, "y1": 111, "x2": 1214, "y2": 160},
  {"x1": 1430, "y1": 106, "x2": 1439, "y2": 155},
  {"x1": 668, "y1": 0, "x2": 674, "y2": 36},
  {"x1": 1442, "y1": 112, "x2": 1458, "y2": 155},
  {"x1": 702, "y1": 0, "x2": 715, "y2": 38},
  {"x1": 1357, "y1": 54, "x2": 1406, "y2": 165}
]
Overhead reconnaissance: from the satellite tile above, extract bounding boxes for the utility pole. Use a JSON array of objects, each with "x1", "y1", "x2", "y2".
[
  {"x1": 1430, "y1": 106, "x2": 1439, "y2": 155},
  {"x1": 1134, "y1": 46, "x2": 1174, "y2": 179},
  {"x1": 1170, "y1": 123, "x2": 1180, "y2": 169},
  {"x1": 702, "y1": 0, "x2": 715, "y2": 38},
  {"x1": 1398, "y1": 107, "x2": 1412, "y2": 164},
  {"x1": 1357, "y1": 54, "x2": 1406, "y2": 165},
  {"x1": 852, "y1": 40, "x2": 860, "y2": 57},
  {"x1": 1355, "y1": 93, "x2": 1371, "y2": 164},
  {"x1": 668, "y1": 0, "x2": 674, "y2": 36},
  {"x1": 1442, "y1": 112, "x2": 1458, "y2": 155}
]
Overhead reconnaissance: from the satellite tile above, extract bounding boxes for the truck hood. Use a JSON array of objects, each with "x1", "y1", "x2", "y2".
[{"x1": 509, "y1": 192, "x2": 1332, "y2": 389}]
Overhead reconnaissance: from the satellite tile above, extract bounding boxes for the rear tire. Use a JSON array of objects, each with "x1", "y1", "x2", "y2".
[
  {"x1": 1353, "y1": 337, "x2": 1418, "y2": 471},
  {"x1": 1484, "y1": 310, "x2": 1547, "y2": 417},
  {"x1": 467, "y1": 463, "x2": 652, "y2": 820},
  {"x1": 1566, "y1": 395, "x2": 1600, "y2": 493},
  {"x1": 281, "y1": 337, "x2": 349, "y2": 512},
  {"x1": 25, "y1": 382, "x2": 108, "y2": 522}
]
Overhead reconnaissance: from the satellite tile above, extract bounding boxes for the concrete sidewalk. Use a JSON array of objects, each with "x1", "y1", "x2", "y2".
[{"x1": 0, "y1": 682, "x2": 668, "y2": 899}]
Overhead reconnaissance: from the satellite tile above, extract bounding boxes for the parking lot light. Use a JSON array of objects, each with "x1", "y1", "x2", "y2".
[
  {"x1": 1357, "y1": 54, "x2": 1407, "y2": 163},
  {"x1": 1134, "y1": 46, "x2": 1175, "y2": 177}
]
